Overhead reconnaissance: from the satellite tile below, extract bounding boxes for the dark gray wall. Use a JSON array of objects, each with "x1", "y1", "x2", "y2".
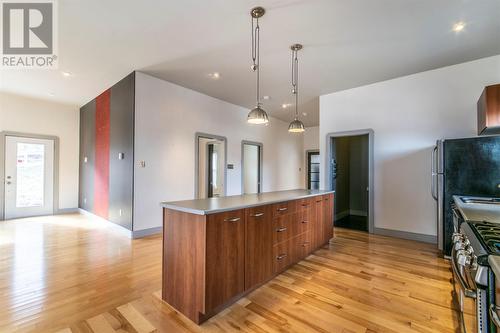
[
  {"x1": 109, "y1": 72, "x2": 135, "y2": 230},
  {"x1": 79, "y1": 100, "x2": 95, "y2": 212},
  {"x1": 79, "y1": 72, "x2": 135, "y2": 231}
]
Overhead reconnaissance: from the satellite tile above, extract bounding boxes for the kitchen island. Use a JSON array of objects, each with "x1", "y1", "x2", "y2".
[{"x1": 160, "y1": 189, "x2": 334, "y2": 324}]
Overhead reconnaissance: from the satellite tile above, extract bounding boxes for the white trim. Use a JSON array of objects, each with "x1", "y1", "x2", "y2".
[{"x1": 374, "y1": 227, "x2": 437, "y2": 244}]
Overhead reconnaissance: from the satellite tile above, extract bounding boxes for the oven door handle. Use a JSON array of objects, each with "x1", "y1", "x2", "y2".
[
  {"x1": 451, "y1": 247, "x2": 477, "y2": 299},
  {"x1": 490, "y1": 305, "x2": 500, "y2": 328}
]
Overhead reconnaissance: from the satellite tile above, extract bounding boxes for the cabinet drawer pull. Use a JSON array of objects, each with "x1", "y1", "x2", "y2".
[
  {"x1": 302, "y1": 242, "x2": 310, "y2": 247},
  {"x1": 250, "y1": 212, "x2": 264, "y2": 217},
  {"x1": 301, "y1": 203, "x2": 309, "y2": 207},
  {"x1": 276, "y1": 227, "x2": 287, "y2": 233},
  {"x1": 224, "y1": 217, "x2": 241, "y2": 222},
  {"x1": 301, "y1": 220, "x2": 309, "y2": 224},
  {"x1": 276, "y1": 254, "x2": 288, "y2": 261},
  {"x1": 277, "y1": 207, "x2": 288, "y2": 212}
]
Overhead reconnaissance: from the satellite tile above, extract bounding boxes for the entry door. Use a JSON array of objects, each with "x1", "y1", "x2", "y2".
[{"x1": 4, "y1": 136, "x2": 54, "y2": 219}]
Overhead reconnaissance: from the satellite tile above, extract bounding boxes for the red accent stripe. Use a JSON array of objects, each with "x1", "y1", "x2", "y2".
[{"x1": 94, "y1": 89, "x2": 110, "y2": 219}]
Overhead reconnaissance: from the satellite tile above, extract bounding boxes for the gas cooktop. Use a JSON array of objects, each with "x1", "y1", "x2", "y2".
[{"x1": 469, "y1": 221, "x2": 500, "y2": 255}]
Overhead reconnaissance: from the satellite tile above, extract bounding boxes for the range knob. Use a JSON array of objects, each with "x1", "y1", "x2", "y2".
[
  {"x1": 452, "y1": 233, "x2": 464, "y2": 243},
  {"x1": 454, "y1": 238, "x2": 469, "y2": 251}
]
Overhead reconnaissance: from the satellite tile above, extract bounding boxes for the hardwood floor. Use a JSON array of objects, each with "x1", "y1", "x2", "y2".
[{"x1": 0, "y1": 214, "x2": 459, "y2": 332}]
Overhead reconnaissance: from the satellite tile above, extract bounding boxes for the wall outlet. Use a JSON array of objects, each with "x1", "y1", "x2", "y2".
[
  {"x1": 84, "y1": 157, "x2": 88, "y2": 163},
  {"x1": 139, "y1": 161, "x2": 146, "y2": 168},
  {"x1": 118, "y1": 153, "x2": 125, "y2": 160}
]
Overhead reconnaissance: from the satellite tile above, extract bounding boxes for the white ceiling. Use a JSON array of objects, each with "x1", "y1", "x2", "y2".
[{"x1": 1, "y1": 0, "x2": 499, "y2": 126}]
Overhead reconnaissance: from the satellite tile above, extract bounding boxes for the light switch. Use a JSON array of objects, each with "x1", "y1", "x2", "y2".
[
  {"x1": 139, "y1": 161, "x2": 146, "y2": 168},
  {"x1": 118, "y1": 153, "x2": 125, "y2": 160},
  {"x1": 84, "y1": 157, "x2": 88, "y2": 163}
]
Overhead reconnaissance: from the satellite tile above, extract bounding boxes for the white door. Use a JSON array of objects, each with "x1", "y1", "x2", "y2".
[{"x1": 4, "y1": 136, "x2": 54, "y2": 219}]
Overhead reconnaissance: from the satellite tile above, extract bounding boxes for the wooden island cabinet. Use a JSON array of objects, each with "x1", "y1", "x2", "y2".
[{"x1": 161, "y1": 190, "x2": 334, "y2": 324}]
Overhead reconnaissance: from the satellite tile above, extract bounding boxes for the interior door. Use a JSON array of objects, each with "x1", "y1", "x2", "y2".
[
  {"x1": 307, "y1": 151, "x2": 320, "y2": 190},
  {"x1": 4, "y1": 136, "x2": 54, "y2": 219},
  {"x1": 242, "y1": 143, "x2": 261, "y2": 194}
]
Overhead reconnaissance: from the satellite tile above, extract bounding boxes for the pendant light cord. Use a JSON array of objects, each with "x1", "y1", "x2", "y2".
[
  {"x1": 291, "y1": 48, "x2": 299, "y2": 119},
  {"x1": 252, "y1": 17, "x2": 261, "y2": 106}
]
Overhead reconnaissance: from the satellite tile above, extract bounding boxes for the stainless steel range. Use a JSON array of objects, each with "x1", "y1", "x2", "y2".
[{"x1": 451, "y1": 220, "x2": 492, "y2": 333}]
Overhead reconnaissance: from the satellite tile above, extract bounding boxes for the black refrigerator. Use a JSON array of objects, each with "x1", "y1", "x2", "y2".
[{"x1": 432, "y1": 135, "x2": 500, "y2": 257}]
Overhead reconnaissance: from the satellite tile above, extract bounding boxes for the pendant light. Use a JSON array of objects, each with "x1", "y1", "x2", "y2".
[
  {"x1": 288, "y1": 44, "x2": 305, "y2": 133},
  {"x1": 247, "y1": 7, "x2": 269, "y2": 125}
]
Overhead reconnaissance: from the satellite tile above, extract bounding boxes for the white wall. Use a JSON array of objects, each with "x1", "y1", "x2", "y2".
[
  {"x1": 320, "y1": 55, "x2": 500, "y2": 236},
  {"x1": 0, "y1": 92, "x2": 80, "y2": 210},
  {"x1": 134, "y1": 72, "x2": 303, "y2": 231}
]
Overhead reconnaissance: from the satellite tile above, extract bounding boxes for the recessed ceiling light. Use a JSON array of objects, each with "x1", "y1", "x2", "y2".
[
  {"x1": 209, "y1": 72, "x2": 220, "y2": 79},
  {"x1": 62, "y1": 71, "x2": 71, "y2": 77},
  {"x1": 282, "y1": 103, "x2": 291, "y2": 109},
  {"x1": 302, "y1": 112, "x2": 308, "y2": 116},
  {"x1": 452, "y1": 21, "x2": 466, "y2": 33}
]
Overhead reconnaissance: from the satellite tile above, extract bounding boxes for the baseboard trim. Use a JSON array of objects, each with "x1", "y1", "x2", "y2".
[
  {"x1": 335, "y1": 210, "x2": 349, "y2": 220},
  {"x1": 56, "y1": 208, "x2": 79, "y2": 215},
  {"x1": 132, "y1": 227, "x2": 163, "y2": 239},
  {"x1": 349, "y1": 209, "x2": 368, "y2": 217},
  {"x1": 78, "y1": 208, "x2": 133, "y2": 238},
  {"x1": 374, "y1": 227, "x2": 437, "y2": 244}
]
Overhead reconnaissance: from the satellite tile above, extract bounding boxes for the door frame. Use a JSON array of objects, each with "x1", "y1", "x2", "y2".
[
  {"x1": 0, "y1": 131, "x2": 60, "y2": 220},
  {"x1": 325, "y1": 129, "x2": 374, "y2": 233},
  {"x1": 305, "y1": 149, "x2": 320, "y2": 190},
  {"x1": 241, "y1": 140, "x2": 263, "y2": 194},
  {"x1": 195, "y1": 132, "x2": 228, "y2": 198}
]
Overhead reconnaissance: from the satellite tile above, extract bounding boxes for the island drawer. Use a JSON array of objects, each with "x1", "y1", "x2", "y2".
[
  {"x1": 273, "y1": 240, "x2": 293, "y2": 273},
  {"x1": 273, "y1": 213, "x2": 298, "y2": 244},
  {"x1": 297, "y1": 197, "x2": 314, "y2": 211},
  {"x1": 272, "y1": 201, "x2": 296, "y2": 218}
]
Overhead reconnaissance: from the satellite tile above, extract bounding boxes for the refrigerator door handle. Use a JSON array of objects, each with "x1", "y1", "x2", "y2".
[{"x1": 431, "y1": 146, "x2": 438, "y2": 200}]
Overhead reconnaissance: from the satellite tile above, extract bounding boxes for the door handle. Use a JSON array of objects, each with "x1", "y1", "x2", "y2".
[
  {"x1": 431, "y1": 146, "x2": 438, "y2": 200},
  {"x1": 490, "y1": 305, "x2": 500, "y2": 328}
]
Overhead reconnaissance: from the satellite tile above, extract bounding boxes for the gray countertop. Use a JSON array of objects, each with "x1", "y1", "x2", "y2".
[
  {"x1": 161, "y1": 189, "x2": 335, "y2": 215},
  {"x1": 489, "y1": 255, "x2": 500, "y2": 277},
  {"x1": 453, "y1": 195, "x2": 500, "y2": 223}
]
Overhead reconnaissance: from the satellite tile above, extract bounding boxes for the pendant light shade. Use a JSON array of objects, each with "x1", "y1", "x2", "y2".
[
  {"x1": 288, "y1": 44, "x2": 305, "y2": 133},
  {"x1": 248, "y1": 105, "x2": 269, "y2": 124},
  {"x1": 247, "y1": 7, "x2": 269, "y2": 125},
  {"x1": 288, "y1": 118, "x2": 305, "y2": 133}
]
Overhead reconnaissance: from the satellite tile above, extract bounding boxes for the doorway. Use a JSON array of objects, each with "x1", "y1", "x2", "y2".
[
  {"x1": 326, "y1": 130, "x2": 374, "y2": 233},
  {"x1": 3, "y1": 135, "x2": 56, "y2": 219},
  {"x1": 196, "y1": 133, "x2": 227, "y2": 199},
  {"x1": 242, "y1": 141, "x2": 263, "y2": 194},
  {"x1": 306, "y1": 150, "x2": 320, "y2": 190}
]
